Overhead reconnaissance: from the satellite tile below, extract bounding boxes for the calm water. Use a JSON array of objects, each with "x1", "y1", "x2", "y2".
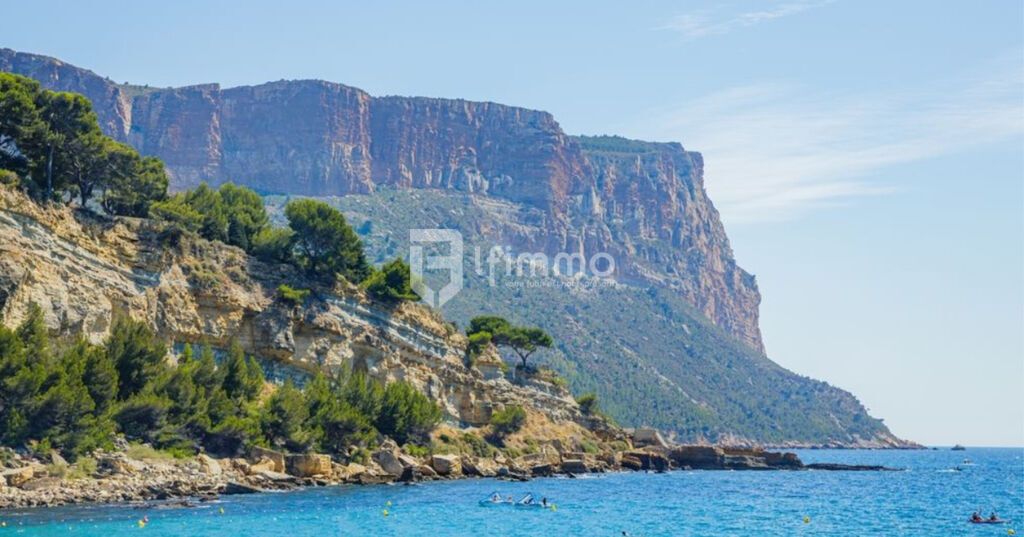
[{"x1": 2, "y1": 448, "x2": 1021, "y2": 536}]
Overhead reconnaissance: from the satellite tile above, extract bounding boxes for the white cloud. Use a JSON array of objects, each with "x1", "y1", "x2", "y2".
[
  {"x1": 661, "y1": 1, "x2": 835, "y2": 40},
  {"x1": 633, "y1": 56, "x2": 1024, "y2": 224}
]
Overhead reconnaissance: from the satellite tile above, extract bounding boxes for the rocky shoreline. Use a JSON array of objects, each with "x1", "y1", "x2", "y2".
[{"x1": 1, "y1": 440, "x2": 899, "y2": 510}]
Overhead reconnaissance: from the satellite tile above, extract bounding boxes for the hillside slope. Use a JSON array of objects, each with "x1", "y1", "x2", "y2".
[{"x1": 0, "y1": 49, "x2": 910, "y2": 446}]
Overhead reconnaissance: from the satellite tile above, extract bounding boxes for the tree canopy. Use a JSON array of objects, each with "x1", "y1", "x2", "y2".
[
  {"x1": 0, "y1": 72, "x2": 168, "y2": 213},
  {"x1": 466, "y1": 316, "x2": 553, "y2": 369},
  {"x1": 285, "y1": 199, "x2": 370, "y2": 283}
]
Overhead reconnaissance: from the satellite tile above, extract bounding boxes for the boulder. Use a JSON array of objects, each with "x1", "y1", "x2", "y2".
[
  {"x1": 398, "y1": 454, "x2": 420, "y2": 469},
  {"x1": 763, "y1": 451, "x2": 803, "y2": 468},
  {"x1": 631, "y1": 427, "x2": 669, "y2": 449},
  {"x1": 286, "y1": 454, "x2": 333, "y2": 477},
  {"x1": 430, "y1": 454, "x2": 462, "y2": 476},
  {"x1": 249, "y1": 446, "x2": 286, "y2": 473},
  {"x1": 97, "y1": 454, "x2": 145, "y2": 475},
  {"x1": 461, "y1": 456, "x2": 499, "y2": 477},
  {"x1": 418, "y1": 464, "x2": 438, "y2": 478},
  {"x1": 620, "y1": 454, "x2": 643, "y2": 471},
  {"x1": 372, "y1": 447, "x2": 405, "y2": 477},
  {"x1": 248, "y1": 456, "x2": 277, "y2": 474},
  {"x1": 560, "y1": 459, "x2": 589, "y2": 474},
  {"x1": 530, "y1": 463, "x2": 554, "y2": 477},
  {"x1": 2, "y1": 466, "x2": 36, "y2": 487},
  {"x1": 196, "y1": 454, "x2": 222, "y2": 476},
  {"x1": 669, "y1": 446, "x2": 724, "y2": 469}
]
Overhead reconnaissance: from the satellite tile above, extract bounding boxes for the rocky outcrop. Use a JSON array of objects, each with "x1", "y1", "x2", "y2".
[
  {"x1": 0, "y1": 48, "x2": 763, "y2": 352},
  {"x1": 0, "y1": 186, "x2": 582, "y2": 430}
]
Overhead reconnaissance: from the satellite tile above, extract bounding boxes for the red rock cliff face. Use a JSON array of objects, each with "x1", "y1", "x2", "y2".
[{"x1": 0, "y1": 48, "x2": 763, "y2": 352}]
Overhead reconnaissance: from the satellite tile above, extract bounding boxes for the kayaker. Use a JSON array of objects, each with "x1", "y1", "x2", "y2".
[
  {"x1": 989, "y1": 512, "x2": 999, "y2": 522},
  {"x1": 971, "y1": 512, "x2": 982, "y2": 522},
  {"x1": 541, "y1": 498, "x2": 548, "y2": 507}
]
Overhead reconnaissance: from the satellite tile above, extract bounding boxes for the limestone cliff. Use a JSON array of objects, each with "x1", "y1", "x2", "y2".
[
  {"x1": 0, "y1": 186, "x2": 583, "y2": 433},
  {"x1": 0, "y1": 48, "x2": 763, "y2": 352}
]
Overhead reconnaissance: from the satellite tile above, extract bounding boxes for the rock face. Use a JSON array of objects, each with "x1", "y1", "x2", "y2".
[
  {"x1": 0, "y1": 186, "x2": 583, "y2": 431},
  {"x1": 0, "y1": 50, "x2": 916, "y2": 447},
  {"x1": 0, "y1": 48, "x2": 762, "y2": 352}
]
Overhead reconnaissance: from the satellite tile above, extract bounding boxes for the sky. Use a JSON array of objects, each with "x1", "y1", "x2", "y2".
[{"x1": 2, "y1": 0, "x2": 1022, "y2": 446}]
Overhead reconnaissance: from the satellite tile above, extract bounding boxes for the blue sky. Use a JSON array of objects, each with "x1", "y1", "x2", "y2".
[{"x1": 3, "y1": 0, "x2": 1022, "y2": 446}]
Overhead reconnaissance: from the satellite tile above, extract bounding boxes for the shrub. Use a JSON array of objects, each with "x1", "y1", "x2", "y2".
[
  {"x1": 251, "y1": 227, "x2": 294, "y2": 263},
  {"x1": 489, "y1": 405, "x2": 527, "y2": 438},
  {"x1": 0, "y1": 169, "x2": 18, "y2": 186},
  {"x1": 277, "y1": 284, "x2": 310, "y2": 307},
  {"x1": 576, "y1": 393, "x2": 598, "y2": 415},
  {"x1": 363, "y1": 258, "x2": 419, "y2": 302},
  {"x1": 377, "y1": 381, "x2": 442, "y2": 445}
]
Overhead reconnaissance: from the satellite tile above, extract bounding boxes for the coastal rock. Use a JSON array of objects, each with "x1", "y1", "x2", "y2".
[
  {"x1": 196, "y1": 454, "x2": 222, "y2": 476},
  {"x1": 669, "y1": 446, "x2": 724, "y2": 469},
  {"x1": 249, "y1": 447, "x2": 285, "y2": 473},
  {"x1": 559, "y1": 459, "x2": 589, "y2": 474},
  {"x1": 286, "y1": 454, "x2": 333, "y2": 478},
  {"x1": 372, "y1": 447, "x2": 405, "y2": 477},
  {"x1": 624, "y1": 450, "x2": 670, "y2": 472},
  {"x1": 430, "y1": 454, "x2": 461, "y2": 476},
  {"x1": 2, "y1": 466, "x2": 36, "y2": 487},
  {"x1": 461, "y1": 456, "x2": 499, "y2": 477}
]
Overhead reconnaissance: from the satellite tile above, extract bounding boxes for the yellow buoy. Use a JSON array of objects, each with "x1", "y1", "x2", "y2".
[
  {"x1": 383, "y1": 509, "x2": 389, "y2": 517},
  {"x1": 803, "y1": 516, "x2": 811, "y2": 524},
  {"x1": 219, "y1": 507, "x2": 225, "y2": 515},
  {"x1": 137, "y1": 520, "x2": 146, "y2": 528},
  {"x1": 385, "y1": 501, "x2": 392, "y2": 507},
  {"x1": 1007, "y1": 529, "x2": 1015, "y2": 536}
]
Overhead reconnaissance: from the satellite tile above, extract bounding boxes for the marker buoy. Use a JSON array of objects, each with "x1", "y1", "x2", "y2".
[
  {"x1": 383, "y1": 509, "x2": 390, "y2": 517},
  {"x1": 803, "y1": 516, "x2": 811, "y2": 524}
]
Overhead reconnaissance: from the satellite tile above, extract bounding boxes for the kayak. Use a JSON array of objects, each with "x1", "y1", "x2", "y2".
[{"x1": 969, "y1": 519, "x2": 1007, "y2": 524}]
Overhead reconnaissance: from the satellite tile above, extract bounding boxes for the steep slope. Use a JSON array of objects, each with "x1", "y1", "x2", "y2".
[
  {"x1": 0, "y1": 48, "x2": 761, "y2": 352},
  {"x1": 274, "y1": 189, "x2": 906, "y2": 447},
  {"x1": 0, "y1": 49, "x2": 908, "y2": 446},
  {"x1": 0, "y1": 186, "x2": 584, "y2": 432}
]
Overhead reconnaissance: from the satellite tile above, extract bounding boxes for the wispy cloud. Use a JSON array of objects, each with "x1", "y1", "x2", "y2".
[
  {"x1": 661, "y1": 1, "x2": 834, "y2": 40},
  {"x1": 632, "y1": 54, "x2": 1024, "y2": 224}
]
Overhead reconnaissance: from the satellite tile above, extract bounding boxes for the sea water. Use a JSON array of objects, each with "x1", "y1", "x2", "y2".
[{"x1": 2, "y1": 448, "x2": 1021, "y2": 536}]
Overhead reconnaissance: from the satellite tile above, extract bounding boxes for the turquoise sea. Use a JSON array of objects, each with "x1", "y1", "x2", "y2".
[{"x1": 2, "y1": 448, "x2": 1021, "y2": 536}]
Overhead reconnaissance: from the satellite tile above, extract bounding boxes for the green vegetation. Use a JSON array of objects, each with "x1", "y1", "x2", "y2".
[
  {"x1": 573, "y1": 135, "x2": 659, "y2": 154},
  {"x1": 276, "y1": 284, "x2": 311, "y2": 307},
  {"x1": 0, "y1": 72, "x2": 168, "y2": 213},
  {"x1": 488, "y1": 405, "x2": 527, "y2": 439},
  {"x1": 285, "y1": 198, "x2": 370, "y2": 283},
  {"x1": 466, "y1": 316, "x2": 553, "y2": 370},
  {"x1": 315, "y1": 188, "x2": 894, "y2": 444},
  {"x1": 0, "y1": 307, "x2": 443, "y2": 459},
  {"x1": 363, "y1": 257, "x2": 418, "y2": 302},
  {"x1": 150, "y1": 182, "x2": 269, "y2": 251},
  {"x1": 576, "y1": 393, "x2": 599, "y2": 416}
]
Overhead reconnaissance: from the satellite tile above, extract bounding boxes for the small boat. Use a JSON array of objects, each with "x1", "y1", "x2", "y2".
[
  {"x1": 951, "y1": 444, "x2": 966, "y2": 451},
  {"x1": 478, "y1": 492, "x2": 514, "y2": 506}
]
